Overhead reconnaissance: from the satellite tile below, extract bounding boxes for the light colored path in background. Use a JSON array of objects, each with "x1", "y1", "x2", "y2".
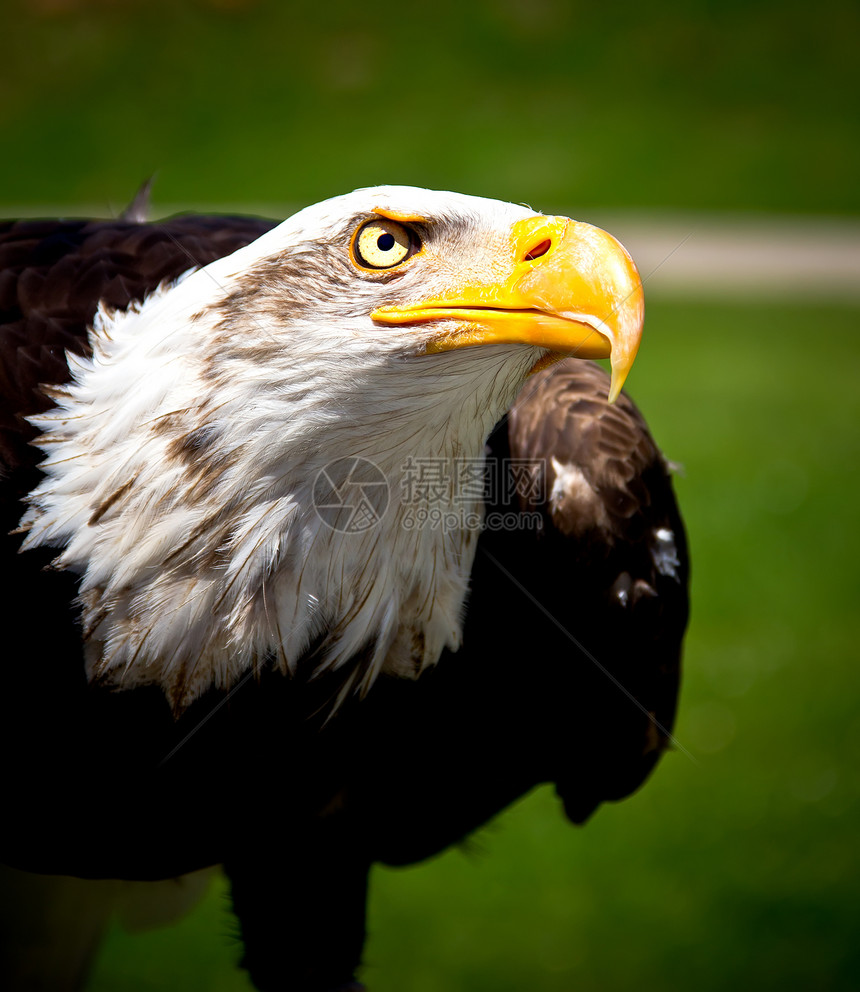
[
  {"x1": 588, "y1": 212, "x2": 860, "y2": 300},
  {"x1": 4, "y1": 205, "x2": 859, "y2": 300}
]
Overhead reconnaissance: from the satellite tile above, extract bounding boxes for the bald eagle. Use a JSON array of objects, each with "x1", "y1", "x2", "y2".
[{"x1": 0, "y1": 188, "x2": 688, "y2": 991}]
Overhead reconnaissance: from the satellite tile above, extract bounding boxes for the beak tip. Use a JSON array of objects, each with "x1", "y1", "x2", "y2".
[{"x1": 607, "y1": 361, "x2": 632, "y2": 404}]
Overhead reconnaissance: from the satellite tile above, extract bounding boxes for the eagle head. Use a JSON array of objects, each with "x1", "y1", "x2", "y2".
[{"x1": 21, "y1": 186, "x2": 643, "y2": 710}]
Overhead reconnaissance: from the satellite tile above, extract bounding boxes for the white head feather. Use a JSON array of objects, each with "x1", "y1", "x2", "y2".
[{"x1": 21, "y1": 187, "x2": 543, "y2": 710}]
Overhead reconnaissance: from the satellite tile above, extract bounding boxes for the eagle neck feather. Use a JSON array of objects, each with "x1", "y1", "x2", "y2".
[{"x1": 21, "y1": 262, "x2": 534, "y2": 711}]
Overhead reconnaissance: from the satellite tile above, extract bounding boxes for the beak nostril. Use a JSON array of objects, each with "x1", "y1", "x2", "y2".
[{"x1": 524, "y1": 239, "x2": 551, "y2": 262}]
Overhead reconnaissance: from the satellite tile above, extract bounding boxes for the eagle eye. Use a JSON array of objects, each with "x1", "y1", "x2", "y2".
[{"x1": 353, "y1": 219, "x2": 416, "y2": 269}]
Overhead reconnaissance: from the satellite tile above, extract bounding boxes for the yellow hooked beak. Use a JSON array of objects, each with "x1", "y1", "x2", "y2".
[{"x1": 371, "y1": 214, "x2": 644, "y2": 402}]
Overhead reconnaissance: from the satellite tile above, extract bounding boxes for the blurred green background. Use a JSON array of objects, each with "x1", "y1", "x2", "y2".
[
  {"x1": 3, "y1": 0, "x2": 858, "y2": 215},
  {"x1": 3, "y1": 0, "x2": 859, "y2": 990}
]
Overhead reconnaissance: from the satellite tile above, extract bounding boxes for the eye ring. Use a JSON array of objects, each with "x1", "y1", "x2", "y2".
[{"x1": 352, "y1": 219, "x2": 418, "y2": 270}]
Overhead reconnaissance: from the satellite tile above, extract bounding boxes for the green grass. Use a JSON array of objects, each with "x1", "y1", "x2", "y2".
[
  {"x1": 2, "y1": 0, "x2": 858, "y2": 215},
  {"x1": 88, "y1": 298, "x2": 860, "y2": 991}
]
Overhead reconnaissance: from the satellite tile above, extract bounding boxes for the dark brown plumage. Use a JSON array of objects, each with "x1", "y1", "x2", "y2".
[{"x1": 0, "y1": 210, "x2": 688, "y2": 992}]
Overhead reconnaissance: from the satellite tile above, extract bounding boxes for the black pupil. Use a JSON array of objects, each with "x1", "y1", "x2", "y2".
[{"x1": 377, "y1": 232, "x2": 396, "y2": 252}]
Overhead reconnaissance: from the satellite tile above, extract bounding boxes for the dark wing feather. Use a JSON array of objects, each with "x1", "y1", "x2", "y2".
[
  {"x1": 0, "y1": 214, "x2": 276, "y2": 492},
  {"x1": 337, "y1": 362, "x2": 688, "y2": 865},
  {"x1": 493, "y1": 359, "x2": 689, "y2": 821}
]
